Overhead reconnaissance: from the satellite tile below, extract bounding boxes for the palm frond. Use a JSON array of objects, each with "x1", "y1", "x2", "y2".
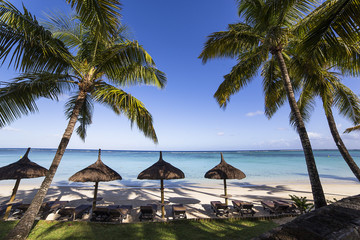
[
  {"x1": 267, "y1": 0, "x2": 317, "y2": 26},
  {"x1": 0, "y1": 72, "x2": 75, "y2": 127},
  {"x1": 263, "y1": 57, "x2": 287, "y2": 118},
  {"x1": 0, "y1": 1, "x2": 71, "y2": 72},
  {"x1": 66, "y1": 0, "x2": 122, "y2": 41},
  {"x1": 298, "y1": 0, "x2": 360, "y2": 56},
  {"x1": 214, "y1": 46, "x2": 267, "y2": 108},
  {"x1": 95, "y1": 41, "x2": 166, "y2": 88},
  {"x1": 65, "y1": 93, "x2": 93, "y2": 140},
  {"x1": 332, "y1": 81, "x2": 360, "y2": 125},
  {"x1": 91, "y1": 82, "x2": 158, "y2": 143},
  {"x1": 42, "y1": 11, "x2": 86, "y2": 52},
  {"x1": 344, "y1": 124, "x2": 360, "y2": 133},
  {"x1": 289, "y1": 84, "x2": 317, "y2": 127},
  {"x1": 199, "y1": 23, "x2": 262, "y2": 63}
]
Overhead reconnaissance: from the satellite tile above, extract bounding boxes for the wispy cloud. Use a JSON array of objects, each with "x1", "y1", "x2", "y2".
[
  {"x1": 308, "y1": 132, "x2": 322, "y2": 139},
  {"x1": 217, "y1": 132, "x2": 225, "y2": 136},
  {"x1": 277, "y1": 127, "x2": 288, "y2": 131},
  {"x1": 1, "y1": 126, "x2": 21, "y2": 132},
  {"x1": 246, "y1": 110, "x2": 263, "y2": 117}
]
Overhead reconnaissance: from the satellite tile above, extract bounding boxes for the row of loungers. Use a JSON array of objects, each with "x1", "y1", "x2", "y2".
[
  {"x1": 2, "y1": 199, "x2": 296, "y2": 222},
  {"x1": 1, "y1": 201, "x2": 186, "y2": 222},
  {"x1": 210, "y1": 199, "x2": 297, "y2": 217},
  {"x1": 139, "y1": 204, "x2": 187, "y2": 221}
]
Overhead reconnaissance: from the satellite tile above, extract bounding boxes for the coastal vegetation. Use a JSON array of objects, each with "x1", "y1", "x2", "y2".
[
  {"x1": 199, "y1": 0, "x2": 328, "y2": 208},
  {"x1": 0, "y1": 219, "x2": 277, "y2": 240},
  {"x1": 0, "y1": 0, "x2": 165, "y2": 239},
  {"x1": 199, "y1": 0, "x2": 360, "y2": 209}
]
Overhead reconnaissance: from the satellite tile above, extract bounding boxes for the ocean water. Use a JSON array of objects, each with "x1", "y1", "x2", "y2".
[{"x1": 0, "y1": 148, "x2": 359, "y2": 187}]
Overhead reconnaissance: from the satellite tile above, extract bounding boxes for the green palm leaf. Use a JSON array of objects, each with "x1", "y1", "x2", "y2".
[
  {"x1": 0, "y1": 1, "x2": 71, "y2": 72},
  {"x1": 214, "y1": 46, "x2": 267, "y2": 108},
  {"x1": 92, "y1": 82, "x2": 158, "y2": 143},
  {"x1": 199, "y1": 23, "x2": 262, "y2": 63},
  {"x1": 66, "y1": 0, "x2": 122, "y2": 41},
  {"x1": 298, "y1": 0, "x2": 360, "y2": 56},
  {"x1": 0, "y1": 72, "x2": 75, "y2": 127},
  {"x1": 95, "y1": 41, "x2": 166, "y2": 88},
  {"x1": 65, "y1": 93, "x2": 94, "y2": 140}
]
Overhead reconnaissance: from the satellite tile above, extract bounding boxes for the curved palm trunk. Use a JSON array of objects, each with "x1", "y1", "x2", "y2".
[
  {"x1": 5, "y1": 90, "x2": 87, "y2": 240},
  {"x1": 325, "y1": 108, "x2": 360, "y2": 181},
  {"x1": 274, "y1": 50, "x2": 327, "y2": 209}
]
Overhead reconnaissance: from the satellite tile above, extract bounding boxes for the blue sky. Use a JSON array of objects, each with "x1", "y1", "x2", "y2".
[{"x1": 0, "y1": 0, "x2": 359, "y2": 151}]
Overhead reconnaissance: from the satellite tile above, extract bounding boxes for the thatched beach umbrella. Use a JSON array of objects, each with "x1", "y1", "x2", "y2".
[
  {"x1": 0, "y1": 148, "x2": 48, "y2": 219},
  {"x1": 69, "y1": 149, "x2": 122, "y2": 212},
  {"x1": 137, "y1": 151, "x2": 185, "y2": 218},
  {"x1": 205, "y1": 153, "x2": 246, "y2": 206}
]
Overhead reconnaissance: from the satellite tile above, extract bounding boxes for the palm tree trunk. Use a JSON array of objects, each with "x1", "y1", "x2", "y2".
[
  {"x1": 274, "y1": 50, "x2": 327, "y2": 209},
  {"x1": 5, "y1": 90, "x2": 87, "y2": 240},
  {"x1": 325, "y1": 107, "x2": 360, "y2": 181}
]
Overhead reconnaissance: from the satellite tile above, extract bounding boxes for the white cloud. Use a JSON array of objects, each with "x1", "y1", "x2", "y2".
[
  {"x1": 246, "y1": 110, "x2": 264, "y2": 117},
  {"x1": 336, "y1": 123, "x2": 342, "y2": 130},
  {"x1": 307, "y1": 132, "x2": 322, "y2": 139},
  {"x1": 217, "y1": 132, "x2": 225, "y2": 136},
  {"x1": 1, "y1": 126, "x2": 21, "y2": 132},
  {"x1": 277, "y1": 127, "x2": 288, "y2": 131}
]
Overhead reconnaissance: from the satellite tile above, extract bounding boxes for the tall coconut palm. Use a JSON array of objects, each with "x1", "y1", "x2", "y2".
[
  {"x1": 264, "y1": 47, "x2": 360, "y2": 182},
  {"x1": 199, "y1": 0, "x2": 327, "y2": 208},
  {"x1": 0, "y1": 1, "x2": 166, "y2": 239}
]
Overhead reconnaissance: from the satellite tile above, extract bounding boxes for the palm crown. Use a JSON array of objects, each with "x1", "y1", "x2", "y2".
[{"x1": 0, "y1": 1, "x2": 166, "y2": 143}]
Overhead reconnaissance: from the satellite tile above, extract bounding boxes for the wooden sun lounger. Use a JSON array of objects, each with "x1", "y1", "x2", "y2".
[
  {"x1": 139, "y1": 204, "x2": 157, "y2": 221},
  {"x1": 58, "y1": 204, "x2": 91, "y2": 220},
  {"x1": 232, "y1": 200, "x2": 256, "y2": 216},
  {"x1": 261, "y1": 200, "x2": 296, "y2": 214},
  {"x1": 172, "y1": 204, "x2": 186, "y2": 219},
  {"x1": 91, "y1": 205, "x2": 133, "y2": 222},
  {"x1": 0, "y1": 201, "x2": 22, "y2": 218},
  {"x1": 12, "y1": 201, "x2": 64, "y2": 219},
  {"x1": 210, "y1": 201, "x2": 229, "y2": 216}
]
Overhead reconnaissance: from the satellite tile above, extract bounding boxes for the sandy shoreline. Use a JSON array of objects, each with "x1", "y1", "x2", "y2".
[{"x1": 0, "y1": 179, "x2": 357, "y2": 221}]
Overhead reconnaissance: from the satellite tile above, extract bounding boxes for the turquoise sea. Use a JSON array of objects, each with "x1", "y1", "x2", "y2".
[{"x1": 0, "y1": 148, "x2": 359, "y2": 187}]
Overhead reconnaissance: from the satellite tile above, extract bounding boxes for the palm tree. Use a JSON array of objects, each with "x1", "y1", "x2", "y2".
[
  {"x1": 199, "y1": 0, "x2": 327, "y2": 208},
  {"x1": 0, "y1": 1, "x2": 166, "y2": 239},
  {"x1": 264, "y1": 47, "x2": 360, "y2": 182}
]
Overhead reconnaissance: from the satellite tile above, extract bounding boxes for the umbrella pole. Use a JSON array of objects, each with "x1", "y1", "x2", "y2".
[
  {"x1": 3, "y1": 178, "x2": 21, "y2": 220},
  {"x1": 161, "y1": 179, "x2": 165, "y2": 218},
  {"x1": 223, "y1": 179, "x2": 228, "y2": 206},
  {"x1": 92, "y1": 181, "x2": 99, "y2": 212}
]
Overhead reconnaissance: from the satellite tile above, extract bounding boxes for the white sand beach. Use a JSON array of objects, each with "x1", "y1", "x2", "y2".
[{"x1": 0, "y1": 179, "x2": 357, "y2": 222}]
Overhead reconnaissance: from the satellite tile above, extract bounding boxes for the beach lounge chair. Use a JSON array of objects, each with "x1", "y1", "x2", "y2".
[
  {"x1": 210, "y1": 201, "x2": 229, "y2": 216},
  {"x1": 261, "y1": 200, "x2": 296, "y2": 214},
  {"x1": 57, "y1": 204, "x2": 91, "y2": 221},
  {"x1": 232, "y1": 200, "x2": 256, "y2": 216},
  {"x1": 139, "y1": 204, "x2": 157, "y2": 221},
  {"x1": 0, "y1": 201, "x2": 22, "y2": 218},
  {"x1": 91, "y1": 205, "x2": 133, "y2": 222},
  {"x1": 11, "y1": 200, "x2": 66, "y2": 219},
  {"x1": 107, "y1": 205, "x2": 133, "y2": 223},
  {"x1": 172, "y1": 204, "x2": 186, "y2": 219}
]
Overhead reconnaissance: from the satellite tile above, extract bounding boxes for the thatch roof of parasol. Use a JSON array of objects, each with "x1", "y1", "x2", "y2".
[
  {"x1": 0, "y1": 148, "x2": 48, "y2": 180},
  {"x1": 137, "y1": 151, "x2": 184, "y2": 180},
  {"x1": 69, "y1": 149, "x2": 122, "y2": 182},
  {"x1": 204, "y1": 153, "x2": 246, "y2": 180}
]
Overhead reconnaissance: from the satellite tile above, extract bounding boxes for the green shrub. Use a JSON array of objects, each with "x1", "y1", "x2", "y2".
[{"x1": 289, "y1": 195, "x2": 314, "y2": 214}]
